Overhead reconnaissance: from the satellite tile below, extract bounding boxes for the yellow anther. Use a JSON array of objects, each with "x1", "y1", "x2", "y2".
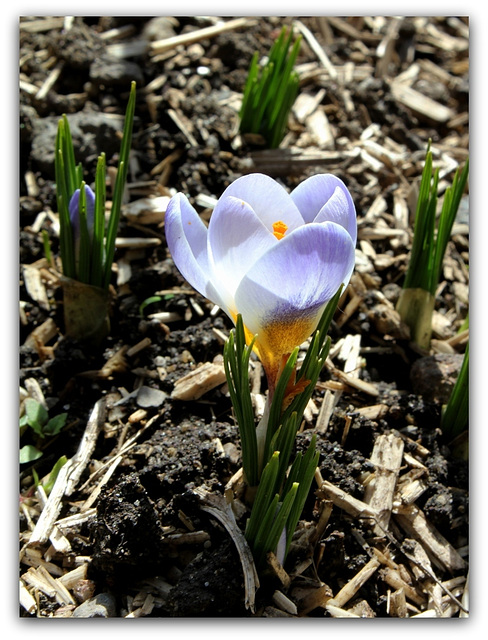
[{"x1": 272, "y1": 220, "x2": 288, "y2": 240}]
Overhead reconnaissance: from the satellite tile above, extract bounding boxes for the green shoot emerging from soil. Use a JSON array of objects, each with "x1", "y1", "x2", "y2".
[
  {"x1": 54, "y1": 82, "x2": 136, "y2": 342},
  {"x1": 239, "y1": 26, "x2": 301, "y2": 148},
  {"x1": 165, "y1": 170, "x2": 356, "y2": 575},
  {"x1": 396, "y1": 143, "x2": 469, "y2": 349},
  {"x1": 55, "y1": 81, "x2": 136, "y2": 290}
]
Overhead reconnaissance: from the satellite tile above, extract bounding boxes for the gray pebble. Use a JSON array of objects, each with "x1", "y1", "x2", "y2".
[
  {"x1": 410, "y1": 353, "x2": 464, "y2": 404},
  {"x1": 72, "y1": 592, "x2": 117, "y2": 618}
]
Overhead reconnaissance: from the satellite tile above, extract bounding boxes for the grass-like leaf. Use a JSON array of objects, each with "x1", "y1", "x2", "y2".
[
  {"x1": 252, "y1": 481, "x2": 299, "y2": 569},
  {"x1": 441, "y1": 342, "x2": 469, "y2": 440},
  {"x1": 77, "y1": 182, "x2": 91, "y2": 284},
  {"x1": 283, "y1": 436, "x2": 319, "y2": 555},
  {"x1": 431, "y1": 158, "x2": 469, "y2": 293},
  {"x1": 245, "y1": 451, "x2": 280, "y2": 544},
  {"x1": 269, "y1": 412, "x2": 300, "y2": 495},
  {"x1": 54, "y1": 122, "x2": 76, "y2": 279},
  {"x1": 223, "y1": 315, "x2": 259, "y2": 486},
  {"x1": 91, "y1": 153, "x2": 107, "y2": 288},
  {"x1": 103, "y1": 81, "x2": 137, "y2": 289},
  {"x1": 257, "y1": 482, "x2": 298, "y2": 568}
]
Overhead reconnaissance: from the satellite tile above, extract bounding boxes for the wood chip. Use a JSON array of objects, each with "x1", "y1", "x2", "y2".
[
  {"x1": 354, "y1": 404, "x2": 389, "y2": 420},
  {"x1": 265, "y1": 552, "x2": 291, "y2": 590},
  {"x1": 28, "y1": 400, "x2": 105, "y2": 545},
  {"x1": 19, "y1": 580, "x2": 37, "y2": 615},
  {"x1": 171, "y1": 360, "x2": 227, "y2": 401},
  {"x1": 388, "y1": 587, "x2": 408, "y2": 617},
  {"x1": 57, "y1": 564, "x2": 88, "y2": 590},
  {"x1": 316, "y1": 480, "x2": 378, "y2": 519},
  {"x1": 167, "y1": 108, "x2": 199, "y2": 147},
  {"x1": 115, "y1": 237, "x2": 161, "y2": 249},
  {"x1": 394, "y1": 504, "x2": 466, "y2": 573},
  {"x1": 123, "y1": 195, "x2": 170, "y2": 225},
  {"x1": 292, "y1": 89, "x2": 326, "y2": 123},
  {"x1": 380, "y1": 566, "x2": 425, "y2": 606},
  {"x1": 150, "y1": 17, "x2": 254, "y2": 55},
  {"x1": 23, "y1": 565, "x2": 75, "y2": 606},
  {"x1": 390, "y1": 81, "x2": 455, "y2": 122},
  {"x1": 326, "y1": 602, "x2": 361, "y2": 618},
  {"x1": 315, "y1": 388, "x2": 342, "y2": 434},
  {"x1": 368, "y1": 303, "x2": 410, "y2": 339},
  {"x1": 126, "y1": 337, "x2": 152, "y2": 357},
  {"x1": 36, "y1": 61, "x2": 64, "y2": 100},
  {"x1": 20, "y1": 17, "x2": 65, "y2": 32},
  {"x1": 306, "y1": 108, "x2": 334, "y2": 148},
  {"x1": 22, "y1": 264, "x2": 50, "y2": 310},
  {"x1": 294, "y1": 19, "x2": 338, "y2": 80},
  {"x1": 23, "y1": 317, "x2": 59, "y2": 355},
  {"x1": 328, "y1": 556, "x2": 381, "y2": 607},
  {"x1": 363, "y1": 433, "x2": 404, "y2": 535},
  {"x1": 326, "y1": 361, "x2": 379, "y2": 396},
  {"x1": 22, "y1": 377, "x2": 48, "y2": 409},
  {"x1": 296, "y1": 582, "x2": 333, "y2": 615},
  {"x1": 395, "y1": 472, "x2": 429, "y2": 506},
  {"x1": 272, "y1": 590, "x2": 297, "y2": 616}
]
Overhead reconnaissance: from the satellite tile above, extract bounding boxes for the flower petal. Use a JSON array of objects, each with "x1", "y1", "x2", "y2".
[
  {"x1": 234, "y1": 222, "x2": 355, "y2": 375},
  {"x1": 165, "y1": 193, "x2": 223, "y2": 306},
  {"x1": 290, "y1": 174, "x2": 357, "y2": 244},
  {"x1": 218, "y1": 173, "x2": 305, "y2": 232},
  {"x1": 207, "y1": 195, "x2": 277, "y2": 311},
  {"x1": 69, "y1": 185, "x2": 96, "y2": 238}
]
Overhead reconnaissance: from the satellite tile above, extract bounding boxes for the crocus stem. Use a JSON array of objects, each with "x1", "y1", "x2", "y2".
[{"x1": 396, "y1": 286, "x2": 435, "y2": 350}]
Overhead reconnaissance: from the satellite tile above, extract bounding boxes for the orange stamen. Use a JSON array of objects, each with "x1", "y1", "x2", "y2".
[
  {"x1": 272, "y1": 220, "x2": 288, "y2": 240},
  {"x1": 271, "y1": 354, "x2": 311, "y2": 412},
  {"x1": 282, "y1": 377, "x2": 310, "y2": 411},
  {"x1": 281, "y1": 356, "x2": 310, "y2": 411}
]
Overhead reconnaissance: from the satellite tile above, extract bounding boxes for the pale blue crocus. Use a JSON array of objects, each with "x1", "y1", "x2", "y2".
[
  {"x1": 165, "y1": 173, "x2": 356, "y2": 392},
  {"x1": 68, "y1": 184, "x2": 96, "y2": 266}
]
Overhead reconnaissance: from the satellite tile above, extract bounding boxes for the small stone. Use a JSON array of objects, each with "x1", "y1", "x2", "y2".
[
  {"x1": 72, "y1": 592, "x2": 117, "y2": 618},
  {"x1": 73, "y1": 579, "x2": 96, "y2": 603},
  {"x1": 382, "y1": 283, "x2": 402, "y2": 304},
  {"x1": 142, "y1": 16, "x2": 178, "y2": 41},
  {"x1": 137, "y1": 385, "x2": 167, "y2": 408},
  {"x1": 30, "y1": 111, "x2": 125, "y2": 177},
  {"x1": 90, "y1": 55, "x2": 143, "y2": 86},
  {"x1": 410, "y1": 353, "x2": 464, "y2": 404},
  {"x1": 368, "y1": 303, "x2": 410, "y2": 339},
  {"x1": 223, "y1": 442, "x2": 240, "y2": 465}
]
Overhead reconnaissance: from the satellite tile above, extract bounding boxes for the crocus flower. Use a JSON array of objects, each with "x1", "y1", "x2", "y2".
[
  {"x1": 69, "y1": 184, "x2": 96, "y2": 264},
  {"x1": 165, "y1": 173, "x2": 356, "y2": 391}
]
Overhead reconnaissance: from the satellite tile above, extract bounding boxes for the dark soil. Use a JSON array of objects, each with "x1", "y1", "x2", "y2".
[{"x1": 19, "y1": 16, "x2": 469, "y2": 618}]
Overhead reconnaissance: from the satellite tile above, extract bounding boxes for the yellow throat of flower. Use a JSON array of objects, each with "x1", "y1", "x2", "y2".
[{"x1": 233, "y1": 312, "x2": 317, "y2": 399}]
